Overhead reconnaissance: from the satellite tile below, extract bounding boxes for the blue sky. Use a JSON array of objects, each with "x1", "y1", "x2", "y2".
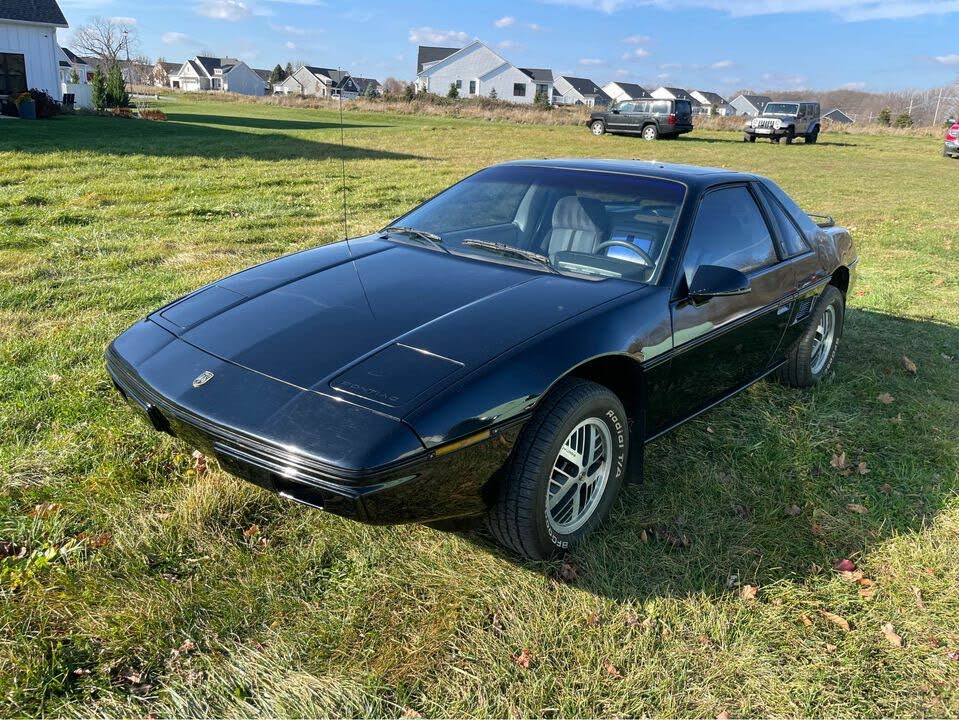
[{"x1": 57, "y1": 0, "x2": 959, "y2": 93}]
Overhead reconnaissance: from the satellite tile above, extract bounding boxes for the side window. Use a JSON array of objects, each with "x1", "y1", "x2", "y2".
[
  {"x1": 651, "y1": 100, "x2": 669, "y2": 114},
  {"x1": 683, "y1": 186, "x2": 778, "y2": 282},
  {"x1": 618, "y1": 102, "x2": 634, "y2": 113},
  {"x1": 759, "y1": 185, "x2": 810, "y2": 257}
]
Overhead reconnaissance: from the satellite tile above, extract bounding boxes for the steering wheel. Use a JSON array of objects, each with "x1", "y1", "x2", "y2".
[{"x1": 595, "y1": 240, "x2": 654, "y2": 267}]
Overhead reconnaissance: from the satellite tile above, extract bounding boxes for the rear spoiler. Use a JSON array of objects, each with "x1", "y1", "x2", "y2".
[{"x1": 808, "y1": 213, "x2": 835, "y2": 228}]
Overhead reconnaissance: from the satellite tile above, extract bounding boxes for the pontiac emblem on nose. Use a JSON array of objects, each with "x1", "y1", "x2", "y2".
[{"x1": 192, "y1": 371, "x2": 214, "y2": 388}]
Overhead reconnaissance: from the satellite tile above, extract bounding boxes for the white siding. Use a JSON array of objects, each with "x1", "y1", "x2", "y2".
[
  {"x1": 0, "y1": 21, "x2": 63, "y2": 100},
  {"x1": 418, "y1": 43, "x2": 534, "y2": 104},
  {"x1": 478, "y1": 63, "x2": 534, "y2": 104},
  {"x1": 223, "y1": 62, "x2": 265, "y2": 96}
]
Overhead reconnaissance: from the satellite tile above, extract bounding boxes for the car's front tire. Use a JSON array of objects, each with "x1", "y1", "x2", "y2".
[
  {"x1": 486, "y1": 378, "x2": 628, "y2": 560},
  {"x1": 778, "y1": 285, "x2": 845, "y2": 388},
  {"x1": 590, "y1": 120, "x2": 606, "y2": 136},
  {"x1": 641, "y1": 124, "x2": 659, "y2": 141}
]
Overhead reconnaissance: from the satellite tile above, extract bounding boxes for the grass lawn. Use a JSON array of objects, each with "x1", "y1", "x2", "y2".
[{"x1": 1, "y1": 96, "x2": 957, "y2": 718}]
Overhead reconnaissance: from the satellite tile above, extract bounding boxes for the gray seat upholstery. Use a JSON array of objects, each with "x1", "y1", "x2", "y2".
[{"x1": 545, "y1": 196, "x2": 608, "y2": 256}]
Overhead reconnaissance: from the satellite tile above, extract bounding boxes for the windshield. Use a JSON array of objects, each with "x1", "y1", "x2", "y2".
[
  {"x1": 390, "y1": 165, "x2": 687, "y2": 283},
  {"x1": 764, "y1": 102, "x2": 799, "y2": 115}
]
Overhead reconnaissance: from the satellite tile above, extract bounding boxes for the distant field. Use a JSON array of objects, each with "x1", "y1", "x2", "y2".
[{"x1": 1, "y1": 96, "x2": 957, "y2": 717}]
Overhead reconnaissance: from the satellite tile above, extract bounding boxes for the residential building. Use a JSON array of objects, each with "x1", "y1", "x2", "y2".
[
  {"x1": 553, "y1": 75, "x2": 611, "y2": 107},
  {"x1": 350, "y1": 76, "x2": 382, "y2": 97},
  {"x1": 414, "y1": 41, "x2": 543, "y2": 104},
  {"x1": 602, "y1": 81, "x2": 650, "y2": 103},
  {"x1": 152, "y1": 60, "x2": 180, "y2": 87},
  {"x1": 729, "y1": 94, "x2": 772, "y2": 116},
  {"x1": 58, "y1": 47, "x2": 89, "y2": 84},
  {"x1": 520, "y1": 68, "x2": 554, "y2": 102},
  {"x1": 274, "y1": 65, "x2": 360, "y2": 98},
  {"x1": 690, "y1": 90, "x2": 733, "y2": 116},
  {"x1": 0, "y1": 0, "x2": 68, "y2": 102},
  {"x1": 824, "y1": 108, "x2": 854, "y2": 124},
  {"x1": 170, "y1": 55, "x2": 267, "y2": 96},
  {"x1": 253, "y1": 67, "x2": 272, "y2": 92},
  {"x1": 651, "y1": 86, "x2": 695, "y2": 102}
]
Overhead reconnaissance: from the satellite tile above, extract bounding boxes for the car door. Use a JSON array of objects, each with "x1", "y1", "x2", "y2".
[
  {"x1": 661, "y1": 184, "x2": 796, "y2": 427},
  {"x1": 607, "y1": 101, "x2": 633, "y2": 132}
]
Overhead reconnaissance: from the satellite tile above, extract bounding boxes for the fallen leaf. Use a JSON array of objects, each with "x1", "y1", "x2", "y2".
[
  {"x1": 639, "y1": 528, "x2": 648, "y2": 544},
  {"x1": 877, "y1": 392, "x2": 895, "y2": 405},
  {"x1": 0, "y1": 540, "x2": 24, "y2": 558},
  {"x1": 72, "y1": 667, "x2": 91, "y2": 677},
  {"x1": 47, "y1": 373, "x2": 62, "y2": 384},
  {"x1": 603, "y1": 659, "x2": 622, "y2": 677},
  {"x1": 810, "y1": 522, "x2": 824, "y2": 537},
  {"x1": 799, "y1": 614, "x2": 813, "y2": 627},
  {"x1": 830, "y1": 452, "x2": 848, "y2": 471},
  {"x1": 511, "y1": 648, "x2": 532, "y2": 670},
  {"x1": 178, "y1": 639, "x2": 196, "y2": 654},
  {"x1": 243, "y1": 524, "x2": 260, "y2": 540},
  {"x1": 911, "y1": 586, "x2": 925, "y2": 610},
  {"x1": 858, "y1": 578, "x2": 875, "y2": 587},
  {"x1": 881, "y1": 622, "x2": 903, "y2": 647},
  {"x1": 856, "y1": 461, "x2": 869, "y2": 475},
  {"x1": 557, "y1": 558, "x2": 579, "y2": 583},
  {"x1": 902, "y1": 356, "x2": 918, "y2": 375},
  {"x1": 859, "y1": 586, "x2": 877, "y2": 600},
  {"x1": 585, "y1": 611, "x2": 601, "y2": 627},
  {"x1": 834, "y1": 558, "x2": 857, "y2": 572},
  {"x1": 120, "y1": 668, "x2": 144, "y2": 685},
  {"x1": 889, "y1": 414, "x2": 902, "y2": 425},
  {"x1": 825, "y1": 643, "x2": 838, "y2": 652},
  {"x1": 78, "y1": 532, "x2": 112, "y2": 549},
  {"x1": 846, "y1": 503, "x2": 869, "y2": 514},
  {"x1": 880, "y1": 483, "x2": 893, "y2": 494},
  {"x1": 401, "y1": 709, "x2": 422, "y2": 719},
  {"x1": 698, "y1": 634, "x2": 713, "y2": 646},
  {"x1": 821, "y1": 610, "x2": 851, "y2": 631},
  {"x1": 784, "y1": 504, "x2": 802, "y2": 517},
  {"x1": 717, "y1": 711, "x2": 731, "y2": 720},
  {"x1": 191, "y1": 449, "x2": 209, "y2": 476},
  {"x1": 706, "y1": 426, "x2": 714, "y2": 434},
  {"x1": 29, "y1": 502, "x2": 63, "y2": 518},
  {"x1": 740, "y1": 584, "x2": 758, "y2": 601}
]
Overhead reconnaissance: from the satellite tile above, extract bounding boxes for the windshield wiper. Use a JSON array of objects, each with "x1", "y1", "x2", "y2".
[
  {"x1": 461, "y1": 239, "x2": 559, "y2": 274},
  {"x1": 381, "y1": 226, "x2": 451, "y2": 254}
]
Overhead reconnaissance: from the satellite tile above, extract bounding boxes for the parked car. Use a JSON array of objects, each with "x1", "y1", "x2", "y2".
[
  {"x1": 588, "y1": 99, "x2": 694, "y2": 140},
  {"x1": 107, "y1": 160, "x2": 858, "y2": 560},
  {"x1": 744, "y1": 101, "x2": 821, "y2": 144},
  {"x1": 944, "y1": 122, "x2": 959, "y2": 158}
]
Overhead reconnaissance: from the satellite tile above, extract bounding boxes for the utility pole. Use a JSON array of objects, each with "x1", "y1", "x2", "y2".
[
  {"x1": 123, "y1": 29, "x2": 131, "y2": 93},
  {"x1": 934, "y1": 87, "x2": 944, "y2": 126}
]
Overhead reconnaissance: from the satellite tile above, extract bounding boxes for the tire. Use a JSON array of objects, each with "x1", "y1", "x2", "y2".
[
  {"x1": 486, "y1": 378, "x2": 629, "y2": 560},
  {"x1": 806, "y1": 127, "x2": 819, "y2": 144},
  {"x1": 778, "y1": 285, "x2": 845, "y2": 388},
  {"x1": 772, "y1": 137, "x2": 781, "y2": 144},
  {"x1": 784, "y1": 127, "x2": 795, "y2": 145},
  {"x1": 590, "y1": 120, "x2": 605, "y2": 136},
  {"x1": 743, "y1": 133, "x2": 753, "y2": 143},
  {"x1": 641, "y1": 124, "x2": 659, "y2": 141}
]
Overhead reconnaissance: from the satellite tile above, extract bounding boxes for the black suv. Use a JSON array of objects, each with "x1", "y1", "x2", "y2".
[{"x1": 588, "y1": 99, "x2": 694, "y2": 140}]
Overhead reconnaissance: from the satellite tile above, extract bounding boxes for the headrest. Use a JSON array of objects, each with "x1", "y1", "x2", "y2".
[{"x1": 552, "y1": 196, "x2": 608, "y2": 233}]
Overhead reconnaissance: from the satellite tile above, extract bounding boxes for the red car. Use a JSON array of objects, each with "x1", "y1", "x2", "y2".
[{"x1": 945, "y1": 122, "x2": 959, "y2": 159}]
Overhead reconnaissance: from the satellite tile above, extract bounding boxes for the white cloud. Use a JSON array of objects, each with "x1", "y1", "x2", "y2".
[
  {"x1": 107, "y1": 16, "x2": 137, "y2": 25},
  {"x1": 268, "y1": 22, "x2": 315, "y2": 35},
  {"x1": 285, "y1": 40, "x2": 297, "y2": 49},
  {"x1": 934, "y1": 54, "x2": 959, "y2": 64},
  {"x1": 711, "y1": 59, "x2": 734, "y2": 68},
  {"x1": 196, "y1": 0, "x2": 250, "y2": 21},
  {"x1": 497, "y1": 39, "x2": 524, "y2": 50},
  {"x1": 542, "y1": 0, "x2": 959, "y2": 22},
  {"x1": 161, "y1": 31, "x2": 190, "y2": 44},
  {"x1": 495, "y1": 15, "x2": 516, "y2": 27},
  {"x1": 621, "y1": 47, "x2": 650, "y2": 60},
  {"x1": 408, "y1": 26, "x2": 470, "y2": 45},
  {"x1": 623, "y1": 34, "x2": 651, "y2": 43},
  {"x1": 579, "y1": 57, "x2": 606, "y2": 65}
]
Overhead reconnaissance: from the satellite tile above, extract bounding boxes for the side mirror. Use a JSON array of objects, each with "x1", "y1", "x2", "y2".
[
  {"x1": 689, "y1": 264, "x2": 751, "y2": 304},
  {"x1": 611, "y1": 108, "x2": 620, "y2": 114}
]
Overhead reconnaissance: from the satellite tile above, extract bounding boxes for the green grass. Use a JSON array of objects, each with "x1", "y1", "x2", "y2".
[{"x1": 1, "y1": 96, "x2": 957, "y2": 718}]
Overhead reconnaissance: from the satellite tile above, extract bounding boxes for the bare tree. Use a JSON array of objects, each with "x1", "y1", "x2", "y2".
[
  {"x1": 72, "y1": 16, "x2": 139, "y2": 65},
  {"x1": 382, "y1": 77, "x2": 405, "y2": 96}
]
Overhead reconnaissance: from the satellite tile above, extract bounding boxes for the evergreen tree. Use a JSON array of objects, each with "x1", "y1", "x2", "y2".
[
  {"x1": 404, "y1": 83, "x2": 415, "y2": 101},
  {"x1": 285, "y1": 62, "x2": 295, "y2": 78},
  {"x1": 894, "y1": 112, "x2": 913, "y2": 129},
  {"x1": 106, "y1": 63, "x2": 129, "y2": 108},
  {"x1": 270, "y1": 64, "x2": 286, "y2": 83},
  {"x1": 533, "y1": 89, "x2": 551, "y2": 109},
  {"x1": 877, "y1": 107, "x2": 891, "y2": 126},
  {"x1": 92, "y1": 65, "x2": 108, "y2": 110},
  {"x1": 488, "y1": 87, "x2": 498, "y2": 100},
  {"x1": 363, "y1": 82, "x2": 379, "y2": 99},
  {"x1": 447, "y1": 82, "x2": 459, "y2": 99},
  {"x1": 69, "y1": 68, "x2": 80, "y2": 84}
]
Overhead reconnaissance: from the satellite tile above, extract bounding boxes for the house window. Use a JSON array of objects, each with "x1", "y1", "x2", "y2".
[
  {"x1": 536, "y1": 83, "x2": 548, "y2": 96},
  {"x1": 513, "y1": 83, "x2": 526, "y2": 97},
  {"x1": 0, "y1": 53, "x2": 27, "y2": 97},
  {"x1": 456, "y1": 79, "x2": 462, "y2": 89},
  {"x1": 469, "y1": 80, "x2": 476, "y2": 94}
]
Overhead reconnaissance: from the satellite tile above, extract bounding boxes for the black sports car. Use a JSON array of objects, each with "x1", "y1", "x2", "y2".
[{"x1": 107, "y1": 160, "x2": 858, "y2": 560}]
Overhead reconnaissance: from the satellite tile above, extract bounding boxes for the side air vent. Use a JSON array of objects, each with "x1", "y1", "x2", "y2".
[{"x1": 794, "y1": 297, "x2": 815, "y2": 322}]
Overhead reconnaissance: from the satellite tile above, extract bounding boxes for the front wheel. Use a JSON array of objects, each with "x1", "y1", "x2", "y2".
[
  {"x1": 778, "y1": 285, "x2": 845, "y2": 388},
  {"x1": 590, "y1": 120, "x2": 606, "y2": 136},
  {"x1": 641, "y1": 124, "x2": 659, "y2": 141},
  {"x1": 486, "y1": 378, "x2": 629, "y2": 560}
]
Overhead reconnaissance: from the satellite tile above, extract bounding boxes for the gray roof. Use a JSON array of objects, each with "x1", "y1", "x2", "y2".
[
  {"x1": 0, "y1": 0, "x2": 68, "y2": 27},
  {"x1": 155, "y1": 61, "x2": 181, "y2": 74},
  {"x1": 610, "y1": 82, "x2": 649, "y2": 99},
  {"x1": 303, "y1": 66, "x2": 350, "y2": 84},
  {"x1": 61, "y1": 47, "x2": 85, "y2": 65},
  {"x1": 560, "y1": 75, "x2": 610, "y2": 100},
  {"x1": 824, "y1": 108, "x2": 854, "y2": 123},
  {"x1": 735, "y1": 94, "x2": 772, "y2": 110},
  {"x1": 351, "y1": 76, "x2": 381, "y2": 94},
  {"x1": 520, "y1": 68, "x2": 554, "y2": 83},
  {"x1": 253, "y1": 68, "x2": 272, "y2": 82},
  {"x1": 659, "y1": 86, "x2": 693, "y2": 100},
  {"x1": 194, "y1": 56, "x2": 222, "y2": 76},
  {"x1": 417, "y1": 45, "x2": 458, "y2": 74},
  {"x1": 693, "y1": 90, "x2": 727, "y2": 105}
]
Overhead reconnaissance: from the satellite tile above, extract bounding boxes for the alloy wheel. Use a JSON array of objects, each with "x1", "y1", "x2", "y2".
[
  {"x1": 547, "y1": 418, "x2": 612, "y2": 534},
  {"x1": 810, "y1": 304, "x2": 836, "y2": 374},
  {"x1": 591, "y1": 121, "x2": 605, "y2": 135}
]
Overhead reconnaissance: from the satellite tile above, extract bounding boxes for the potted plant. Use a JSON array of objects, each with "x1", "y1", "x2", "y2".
[{"x1": 14, "y1": 92, "x2": 35, "y2": 119}]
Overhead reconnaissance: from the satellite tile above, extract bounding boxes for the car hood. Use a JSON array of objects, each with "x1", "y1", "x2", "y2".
[{"x1": 153, "y1": 235, "x2": 639, "y2": 414}]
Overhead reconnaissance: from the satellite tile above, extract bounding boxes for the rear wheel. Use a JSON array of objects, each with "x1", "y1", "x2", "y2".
[
  {"x1": 590, "y1": 120, "x2": 606, "y2": 136},
  {"x1": 486, "y1": 378, "x2": 628, "y2": 560},
  {"x1": 641, "y1": 124, "x2": 659, "y2": 141},
  {"x1": 806, "y1": 127, "x2": 819, "y2": 144},
  {"x1": 778, "y1": 285, "x2": 845, "y2": 388}
]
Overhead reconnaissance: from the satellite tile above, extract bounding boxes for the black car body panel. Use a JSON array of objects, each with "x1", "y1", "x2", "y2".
[
  {"x1": 108, "y1": 159, "x2": 858, "y2": 526},
  {"x1": 589, "y1": 99, "x2": 694, "y2": 137}
]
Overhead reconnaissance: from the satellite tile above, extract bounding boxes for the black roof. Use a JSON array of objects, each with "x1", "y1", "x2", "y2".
[
  {"x1": 253, "y1": 68, "x2": 272, "y2": 82},
  {"x1": 0, "y1": 0, "x2": 67, "y2": 26},
  {"x1": 520, "y1": 68, "x2": 553, "y2": 83},
  {"x1": 351, "y1": 76, "x2": 381, "y2": 94},
  {"x1": 498, "y1": 158, "x2": 751, "y2": 188},
  {"x1": 559, "y1": 76, "x2": 609, "y2": 100},
  {"x1": 659, "y1": 86, "x2": 693, "y2": 100},
  {"x1": 736, "y1": 94, "x2": 772, "y2": 109},
  {"x1": 417, "y1": 46, "x2": 458, "y2": 74},
  {"x1": 609, "y1": 82, "x2": 649, "y2": 99},
  {"x1": 692, "y1": 90, "x2": 727, "y2": 105}
]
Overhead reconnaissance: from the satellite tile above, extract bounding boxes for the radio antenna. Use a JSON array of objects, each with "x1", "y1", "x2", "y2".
[{"x1": 338, "y1": 67, "x2": 349, "y2": 242}]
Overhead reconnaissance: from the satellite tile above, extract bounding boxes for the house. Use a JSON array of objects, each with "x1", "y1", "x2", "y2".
[
  {"x1": 152, "y1": 60, "x2": 180, "y2": 87},
  {"x1": 414, "y1": 41, "x2": 544, "y2": 104},
  {"x1": 602, "y1": 81, "x2": 650, "y2": 103},
  {"x1": 823, "y1": 108, "x2": 854, "y2": 124},
  {"x1": 350, "y1": 76, "x2": 382, "y2": 97},
  {"x1": 553, "y1": 75, "x2": 611, "y2": 107},
  {"x1": 273, "y1": 66, "x2": 359, "y2": 98},
  {"x1": 651, "y1": 86, "x2": 695, "y2": 102},
  {"x1": 690, "y1": 90, "x2": 732, "y2": 116},
  {"x1": 729, "y1": 94, "x2": 772, "y2": 116},
  {"x1": 253, "y1": 67, "x2": 272, "y2": 92},
  {"x1": 58, "y1": 47, "x2": 90, "y2": 84},
  {"x1": 520, "y1": 68, "x2": 554, "y2": 102},
  {"x1": 0, "y1": 0, "x2": 68, "y2": 102},
  {"x1": 170, "y1": 55, "x2": 266, "y2": 96}
]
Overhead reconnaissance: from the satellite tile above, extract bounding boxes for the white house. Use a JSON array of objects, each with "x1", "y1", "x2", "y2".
[
  {"x1": 0, "y1": 0, "x2": 67, "y2": 103},
  {"x1": 652, "y1": 86, "x2": 695, "y2": 102},
  {"x1": 274, "y1": 65, "x2": 359, "y2": 99},
  {"x1": 170, "y1": 56, "x2": 267, "y2": 96},
  {"x1": 729, "y1": 94, "x2": 771, "y2": 116},
  {"x1": 58, "y1": 47, "x2": 90, "y2": 84},
  {"x1": 414, "y1": 41, "x2": 543, "y2": 104},
  {"x1": 553, "y1": 76, "x2": 611, "y2": 107},
  {"x1": 602, "y1": 81, "x2": 650, "y2": 104},
  {"x1": 690, "y1": 90, "x2": 733, "y2": 116}
]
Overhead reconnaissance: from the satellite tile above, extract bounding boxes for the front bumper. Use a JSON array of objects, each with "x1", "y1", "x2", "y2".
[{"x1": 745, "y1": 125, "x2": 791, "y2": 138}]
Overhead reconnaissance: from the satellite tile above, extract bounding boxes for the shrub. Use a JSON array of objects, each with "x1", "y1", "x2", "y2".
[
  {"x1": 404, "y1": 83, "x2": 415, "y2": 101},
  {"x1": 489, "y1": 88, "x2": 498, "y2": 100},
  {"x1": 29, "y1": 89, "x2": 60, "y2": 118},
  {"x1": 894, "y1": 112, "x2": 913, "y2": 128},
  {"x1": 106, "y1": 64, "x2": 130, "y2": 108},
  {"x1": 447, "y1": 83, "x2": 459, "y2": 99},
  {"x1": 533, "y1": 89, "x2": 551, "y2": 110},
  {"x1": 877, "y1": 108, "x2": 891, "y2": 126},
  {"x1": 138, "y1": 108, "x2": 167, "y2": 121}
]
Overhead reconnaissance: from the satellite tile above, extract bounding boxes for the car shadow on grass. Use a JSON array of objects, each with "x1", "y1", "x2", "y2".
[
  {"x1": 0, "y1": 114, "x2": 426, "y2": 162},
  {"x1": 453, "y1": 308, "x2": 958, "y2": 601}
]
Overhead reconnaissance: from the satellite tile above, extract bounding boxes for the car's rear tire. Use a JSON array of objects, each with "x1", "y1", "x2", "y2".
[
  {"x1": 590, "y1": 120, "x2": 606, "y2": 136},
  {"x1": 778, "y1": 285, "x2": 845, "y2": 388},
  {"x1": 806, "y1": 127, "x2": 819, "y2": 144},
  {"x1": 641, "y1": 124, "x2": 659, "y2": 141},
  {"x1": 486, "y1": 378, "x2": 628, "y2": 560}
]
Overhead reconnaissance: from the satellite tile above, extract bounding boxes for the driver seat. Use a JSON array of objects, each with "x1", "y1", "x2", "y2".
[{"x1": 545, "y1": 196, "x2": 608, "y2": 257}]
